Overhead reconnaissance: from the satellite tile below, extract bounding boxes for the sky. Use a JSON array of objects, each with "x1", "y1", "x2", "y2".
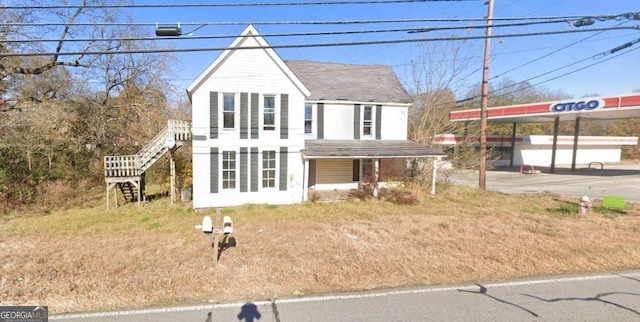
[{"x1": 77, "y1": 1, "x2": 640, "y2": 101}]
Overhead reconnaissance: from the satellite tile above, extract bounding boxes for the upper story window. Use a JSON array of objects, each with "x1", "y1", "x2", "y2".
[
  {"x1": 363, "y1": 105, "x2": 373, "y2": 137},
  {"x1": 262, "y1": 150, "x2": 276, "y2": 188},
  {"x1": 304, "y1": 104, "x2": 313, "y2": 134},
  {"x1": 222, "y1": 151, "x2": 236, "y2": 189},
  {"x1": 263, "y1": 96, "x2": 275, "y2": 131},
  {"x1": 223, "y1": 93, "x2": 235, "y2": 129}
]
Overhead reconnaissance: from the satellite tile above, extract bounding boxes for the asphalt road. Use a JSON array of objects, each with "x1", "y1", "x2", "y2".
[
  {"x1": 52, "y1": 270, "x2": 640, "y2": 321},
  {"x1": 448, "y1": 163, "x2": 640, "y2": 202}
]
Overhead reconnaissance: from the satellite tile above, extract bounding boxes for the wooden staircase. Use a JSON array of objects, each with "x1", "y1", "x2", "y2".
[{"x1": 104, "y1": 120, "x2": 191, "y2": 208}]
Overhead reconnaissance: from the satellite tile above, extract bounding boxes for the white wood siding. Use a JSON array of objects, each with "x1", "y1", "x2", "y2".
[
  {"x1": 381, "y1": 105, "x2": 408, "y2": 140},
  {"x1": 190, "y1": 35, "x2": 308, "y2": 208},
  {"x1": 322, "y1": 103, "x2": 354, "y2": 140},
  {"x1": 316, "y1": 159, "x2": 353, "y2": 184},
  {"x1": 312, "y1": 101, "x2": 409, "y2": 140}
]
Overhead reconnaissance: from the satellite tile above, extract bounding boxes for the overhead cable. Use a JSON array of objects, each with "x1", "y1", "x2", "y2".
[
  {"x1": 456, "y1": 37, "x2": 640, "y2": 104},
  {"x1": 491, "y1": 45, "x2": 640, "y2": 100},
  {"x1": 3, "y1": 19, "x2": 579, "y2": 44},
  {"x1": 2, "y1": 13, "x2": 637, "y2": 27},
  {"x1": 490, "y1": 20, "x2": 630, "y2": 80},
  {"x1": 0, "y1": 0, "x2": 479, "y2": 10},
  {"x1": 2, "y1": 26, "x2": 638, "y2": 58}
]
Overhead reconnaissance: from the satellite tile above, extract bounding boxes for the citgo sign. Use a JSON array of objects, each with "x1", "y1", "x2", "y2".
[{"x1": 550, "y1": 99, "x2": 604, "y2": 112}]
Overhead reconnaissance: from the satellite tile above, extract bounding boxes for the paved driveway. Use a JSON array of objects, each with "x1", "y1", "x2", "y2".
[{"x1": 448, "y1": 163, "x2": 640, "y2": 202}]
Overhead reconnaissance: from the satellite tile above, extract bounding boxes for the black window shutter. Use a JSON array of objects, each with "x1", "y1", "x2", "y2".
[
  {"x1": 375, "y1": 104, "x2": 382, "y2": 140},
  {"x1": 280, "y1": 94, "x2": 289, "y2": 139},
  {"x1": 210, "y1": 148, "x2": 219, "y2": 193},
  {"x1": 240, "y1": 93, "x2": 248, "y2": 139},
  {"x1": 250, "y1": 147, "x2": 259, "y2": 192},
  {"x1": 240, "y1": 147, "x2": 248, "y2": 192},
  {"x1": 279, "y1": 147, "x2": 288, "y2": 191},
  {"x1": 251, "y1": 93, "x2": 259, "y2": 139},
  {"x1": 210, "y1": 92, "x2": 218, "y2": 139},
  {"x1": 317, "y1": 103, "x2": 324, "y2": 139},
  {"x1": 353, "y1": 104, "x2": 361, "y2": 139}
]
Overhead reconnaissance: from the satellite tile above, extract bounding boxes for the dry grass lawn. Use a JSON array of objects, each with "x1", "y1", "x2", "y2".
[{"x1": 1, "y1": 185, "x2": 640, "y2": 314}]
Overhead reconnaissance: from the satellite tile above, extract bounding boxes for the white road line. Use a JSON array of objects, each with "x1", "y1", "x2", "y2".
[{"x1": 52, "y1": 270, "x2": 640, "y2": 320}]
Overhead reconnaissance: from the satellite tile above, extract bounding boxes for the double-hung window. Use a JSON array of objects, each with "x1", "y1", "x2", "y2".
[
  {"x1": 363, "y1": 105, "x2": 373, "y2": 137},
  {"x1": 304, "y1": 104, "x2": 313, "y2": 134},
  {"x1": 222, "y1": 151, "x2": 236, "y2": 189},
  {"x1": 262, "y1": 150, "x2": 276, "y2": 188},
  {"x1": 223, "y1": 93, "x2": 235, "y2": 129},
  {"x1": 263, "y1": 96, "x2": 276, "y2": 131}
]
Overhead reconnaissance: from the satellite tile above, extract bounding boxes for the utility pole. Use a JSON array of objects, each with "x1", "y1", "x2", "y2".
[{"x1": 479, "y1": 0, "x2": 494, "y2": 190}]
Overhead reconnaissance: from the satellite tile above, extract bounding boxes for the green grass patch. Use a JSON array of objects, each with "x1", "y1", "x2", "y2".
[
  {"x1": 546, "y1": 204, "x2": 578, "y2": 218},
  {"x1": 593, "y1": 206, "x2": 627, "y2": 218},
  {"x1": 147, "y1": 222, "x2": 161, "y2": 230}
]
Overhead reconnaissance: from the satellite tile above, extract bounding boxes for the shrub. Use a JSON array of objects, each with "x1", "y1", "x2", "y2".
[{"x1": 387, "y1": 189, "x2": 419, "y2": 205}]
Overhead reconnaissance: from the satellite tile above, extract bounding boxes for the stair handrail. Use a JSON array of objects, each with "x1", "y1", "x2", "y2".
[
  {"x1": 104, "y1": 119, "x2": 192, "y2": 177},
  {"x1": 104, "y1": 154, "x2": 141, "y2": 177},
  {"x1": 137, "y1": 125, "x2": 170, "y2": 162},
  {"x1": 168, "y1": 119, "x2": 191, "y2": 141}
]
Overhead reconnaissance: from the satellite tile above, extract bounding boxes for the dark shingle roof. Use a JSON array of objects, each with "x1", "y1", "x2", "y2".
[
  {"x1": 285, "y1": 61, "x2": 411, "y2": 104},
  {"x1": 301, "y1": 140, "x2": 446, "y2": 159}
]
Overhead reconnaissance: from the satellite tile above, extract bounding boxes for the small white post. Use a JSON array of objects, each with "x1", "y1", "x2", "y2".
[
  {"x1": 303, "y1": 158, "x2": 310, "y2": 201},
  {"x1": 170, "y1": 150, "x2": 175, "y2": 205},
  {"x1": 373, "y1": 159, "x2": 380, "y2": 197},
  {"x1": 431, "y1": 158, "x2": 439, "y2": 195}
]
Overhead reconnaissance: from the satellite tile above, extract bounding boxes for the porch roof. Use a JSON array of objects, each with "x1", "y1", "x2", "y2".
[{"x1": 301, "y1": 140, "x2": 447, "y2": 159}]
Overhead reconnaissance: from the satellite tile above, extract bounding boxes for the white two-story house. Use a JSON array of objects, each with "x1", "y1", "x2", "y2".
[{"x1": 187, "y1": 25, "x2": 445, "y2": 209}]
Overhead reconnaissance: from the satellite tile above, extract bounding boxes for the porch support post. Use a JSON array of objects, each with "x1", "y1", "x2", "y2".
[
  {"x1": 431, "y1": 157, "x2": 439, "y2": 195},
  {"x1": 571, "y1": 117, "x2": 581, "y2": 171},
  {"x1": 373, "y1": 159, "x2": 379, "y2": 197},
  {"x1": 303, "y1": 158, "x2": 310, "y2": 201}
]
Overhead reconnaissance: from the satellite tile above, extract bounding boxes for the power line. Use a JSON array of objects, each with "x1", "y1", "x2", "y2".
[
  {"x1": 2, "y1": 19, "x2": 582, "y2": 44},
  {"x1": 2, "y1": 26, "x2": 638, "y2": 58},
  {"x1": 456, "y1": 37, "x2": 640, "y2": 105},
  {"x1": 490, "y1": 20, "x2": 631, "y2": 80},
  {"x1": 3, "y1": 13, "x2": 636, "y2": 27},
  {"x1": 491, "y1": 45, "x2": 640, "y2": 99},
  {"x1": 0, "y1": 0, "x2": 479, "y2": 10}
]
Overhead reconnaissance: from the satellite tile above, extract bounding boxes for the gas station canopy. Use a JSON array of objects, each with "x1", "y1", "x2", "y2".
[
  {"x1": 450, "y1": 93, "x2": 640, "y2": 124},
  {"x1": 449, "y1": 93, "x2": 640, "y2": 172}
]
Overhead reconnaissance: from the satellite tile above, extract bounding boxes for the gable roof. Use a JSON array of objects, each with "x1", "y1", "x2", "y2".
[
  {"x1": 285, "y1": 60, "x2": 411, "y2": 104},
  {"x1": 186, "y1": 25, "x2": 310, "y2": 101}
]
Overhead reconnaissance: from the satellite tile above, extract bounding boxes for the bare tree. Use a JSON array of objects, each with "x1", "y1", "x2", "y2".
[
  {"x1": 404, "y1": 38, "x2": 480, "y2": 146},
  {"x1": 0, "y1": 0, "x2": 119, "y2": 111},
  {"x1": 0, "y1": 0, "x2": 181, "y2": 207}
]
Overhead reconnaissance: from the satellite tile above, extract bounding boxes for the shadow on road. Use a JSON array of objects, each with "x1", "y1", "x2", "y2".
[
  {"x1": 237, "y1": 302, "x2": 262, "y2": 321},
  {"x1": 459, "y1": 284, "x2": 539, "y2": 317},
  {"x1": 522, "y1": 292, "x2": 640, "y2": 316}
]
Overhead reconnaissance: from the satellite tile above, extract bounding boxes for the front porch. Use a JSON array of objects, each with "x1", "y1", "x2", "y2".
[{"x1": 301, "y1": 139, "x2": 448, "y2": 202}]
